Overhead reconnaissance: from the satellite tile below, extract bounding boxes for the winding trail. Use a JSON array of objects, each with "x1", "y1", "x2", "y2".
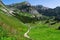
[{"x1": 24, "y1": 24, "x2": 31, "y2": 39}]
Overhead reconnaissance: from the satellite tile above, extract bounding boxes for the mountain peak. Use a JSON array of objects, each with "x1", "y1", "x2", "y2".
[
  {"x1": 22, "y1": 1, "x2": 29, "y2": 4},
  {"x1": 0, "y1": 0, "x2": 3, "y2": 4},
  {"x1": 20, "y1": 1, "x2": 31, "y2": 6}
]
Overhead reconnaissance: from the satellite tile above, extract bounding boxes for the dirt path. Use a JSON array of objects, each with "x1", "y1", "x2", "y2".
[{"x1": 24, "y1": 24, "x2": 31, "y2": 39}]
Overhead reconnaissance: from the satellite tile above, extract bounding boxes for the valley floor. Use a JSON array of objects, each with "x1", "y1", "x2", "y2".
[{"x1": 28, "y1": 22, "x2": 60, "y2": 40}]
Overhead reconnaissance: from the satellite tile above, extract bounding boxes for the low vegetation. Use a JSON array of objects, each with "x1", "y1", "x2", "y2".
[{"x1": 0, "y1": 1, "x2": 60, "y2": 40}]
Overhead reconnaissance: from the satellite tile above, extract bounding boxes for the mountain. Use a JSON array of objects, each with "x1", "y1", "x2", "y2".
[
  {"x1": 1, "y1": 1, "x2": 60, "y2": 22},
  {"x1": 35, "y1": 5, "x2": 60, "y2": 21},
  {"x1": 7, "y1": 1, "x2": 60, "y2": 21},
  {"x1": 7, "y1": 1, "x2": 40, "y2": 16}
]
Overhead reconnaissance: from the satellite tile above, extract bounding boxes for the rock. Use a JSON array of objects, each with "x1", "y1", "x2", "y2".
[
  {"x1": 50, "y1": 22, "x2": 56, "y2": 25},
  {"x1": 57, "y1": 26, "x2": 60, "y2": 30}
]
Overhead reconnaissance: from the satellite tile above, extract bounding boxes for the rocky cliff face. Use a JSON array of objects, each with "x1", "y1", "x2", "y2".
[
  {"x1": 7, "y1": 1, "x2": 40, "y2": 15},
  {"x1": 0, "y1": 0, "x2": 8, "y2": 12},
  {"x1": 0, "y1": 0, "x2": 15, "y2": 16},
  {"x1": 35, "y1": 5, "x2": 60, "y2": 21}
]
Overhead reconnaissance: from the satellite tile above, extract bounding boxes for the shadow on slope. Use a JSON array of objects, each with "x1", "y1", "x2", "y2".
[{"x1": 13, "y1": 12, "x2": 40, "y2": 23}]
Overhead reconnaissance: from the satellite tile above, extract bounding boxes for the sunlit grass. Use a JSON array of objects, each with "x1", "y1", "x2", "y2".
[
  {"x1": 29, "y1": 22, "x2": 60, "y2": 40},
  {"x1": 0, "y1": 10, "x2": 29, "y2": 40}
]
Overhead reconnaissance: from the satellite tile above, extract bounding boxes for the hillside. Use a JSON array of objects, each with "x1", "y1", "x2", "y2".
[
  {"x1": 0, "y1": 1, "x2": 30, "y2": 40},
  {"x1": 0, "y1": 1, "x2": 42, "y2": 40},
  {"x1": 0, "y1": 0, "x2": 60, "y2": 40}
]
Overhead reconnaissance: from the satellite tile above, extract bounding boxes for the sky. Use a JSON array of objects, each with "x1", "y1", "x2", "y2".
[{"x1": 2, "y1": 0, "x2": 60, "y2": 8}]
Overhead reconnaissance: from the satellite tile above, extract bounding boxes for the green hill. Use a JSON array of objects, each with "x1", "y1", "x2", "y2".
[{"x1": 0, "y1": 5, "x2": 30, "y2": 40}]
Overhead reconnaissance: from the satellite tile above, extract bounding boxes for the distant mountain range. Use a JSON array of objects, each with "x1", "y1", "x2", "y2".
[
  {"x1": 1, "y1": 1, "x2": 60, "y2": 21},
  {"x1": 7, "y1": 1, "x2": 60, "y2": 21}
]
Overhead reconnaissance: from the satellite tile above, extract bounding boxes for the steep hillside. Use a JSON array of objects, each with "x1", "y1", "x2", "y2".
[
  {"x1": 0, "y1": 1, "x2": 31, "y2": 40},
  {"x1": 1, "y1": 8, "x2": 33, "y2": 40}
]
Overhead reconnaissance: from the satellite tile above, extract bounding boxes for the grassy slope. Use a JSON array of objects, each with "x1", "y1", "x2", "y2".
[
  {"x1": 29, "y1": 22, "x2": 60, "y2": 40},
  {"x1": 0, "y1": 9, "x2": 30, "y2": 40},
  {"x1": 1, "y1": 4, "x2": 60, "y2": 40}
]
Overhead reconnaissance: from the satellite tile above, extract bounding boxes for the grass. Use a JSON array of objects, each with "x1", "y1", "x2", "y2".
[
  {"x1": 0, "y1": 9, "x2": 30, "y2": 40},
  {"x1": 29, "y1": 22, "x2": 60, "y2": 40},
  {"x1": 1, "y1": 5, "x2": 60, "y2": 40},
  {"x1": 0, "y1": 26, "x2": 17, "y2": 40},
  {"x1": 1, "y1": 9, "x2": 60, "y2": 40}
]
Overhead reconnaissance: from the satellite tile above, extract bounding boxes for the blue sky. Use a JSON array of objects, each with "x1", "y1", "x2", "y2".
[{"x1": 2, "y1": 0, "x2": 60, "y2": 8}]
